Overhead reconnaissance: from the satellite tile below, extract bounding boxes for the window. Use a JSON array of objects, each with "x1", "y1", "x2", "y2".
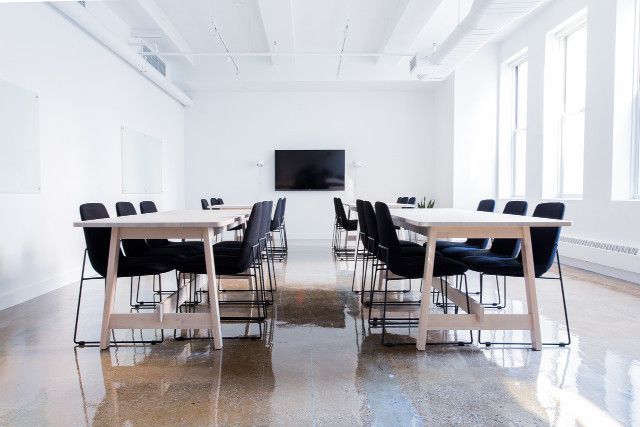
[
  {"x1": 558, "y1": 22, "x2": 587, "y2": 197},
  {"x1": 498, "y1": 51, "x2": 527, "y2": 198},
  {"x1": 511, "y1": 58, "x2": 528, "y2": 197},
  {"x1": 543, "y1": 11, "x2": 588, "y2": 199},
  {"x1": 632, "y1": 0, "x2": 640, "y2": 198}
]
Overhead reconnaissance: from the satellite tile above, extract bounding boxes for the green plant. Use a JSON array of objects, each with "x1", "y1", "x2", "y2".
[{"x1": 417, "y1": 197, "x2": 436, "y2": 208}]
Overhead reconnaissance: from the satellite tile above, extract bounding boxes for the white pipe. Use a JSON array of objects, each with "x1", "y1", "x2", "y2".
[{"x1": 49, "y1": 2, "x2": 192, "y2": 107}]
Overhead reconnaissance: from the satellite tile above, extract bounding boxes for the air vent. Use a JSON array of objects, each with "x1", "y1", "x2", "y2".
[
  {"x1": 77, "y1": 1, "x2": 86, "y2": 7},
  {"x1": 560, "y1": 236, "x2": 639, "y2": 256},
  {"x1": 142, "y1": 45, "x2": 166, "y2": 76}
]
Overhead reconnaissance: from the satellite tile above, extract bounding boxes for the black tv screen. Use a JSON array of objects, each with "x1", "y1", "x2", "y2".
[{"x1": 275, "y1": 150, "x2": 345, "y2": 191}]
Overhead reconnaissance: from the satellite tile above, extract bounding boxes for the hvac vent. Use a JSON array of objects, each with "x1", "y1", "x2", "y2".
[
  {"x1": 142, "y1": 45, "x2": 166, "y2": 77},
  {"x1": 560, "y1": 236, "x2": 639, "y2": 256},
  {"x1": 77, "y1": 1, "x2": 86, "y2": 6}
]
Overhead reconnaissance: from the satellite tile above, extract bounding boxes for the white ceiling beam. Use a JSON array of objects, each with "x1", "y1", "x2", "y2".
[
  {"x1": 376, "y1": 0, "x2": 444, "y2": 66},
  {"x1": 257, "y1": 0, "x2": 295, "y2": 66},
  {"x1": 136, "y1": 0, "x2": 194, "y2": 65}
]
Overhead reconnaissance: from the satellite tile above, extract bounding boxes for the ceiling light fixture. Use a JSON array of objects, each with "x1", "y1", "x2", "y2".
[{"x1": 212, "y1": 23, "x2": 240, "y2": 78}]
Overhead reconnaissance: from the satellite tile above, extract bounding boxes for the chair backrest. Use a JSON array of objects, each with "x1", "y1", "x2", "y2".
[
  {"x1": 374, "y1": 202, "x2": 402, "y2": 263},
  {"x1": 217, "y1": 198, "x2": 224, "y2": 205},
  {"x1": 79, "y1": 203, "x2": 123, "y2": 277},
  {"x1": 489, "y1": 200, "x2": 528, "y2": 257},
  {"x1": 396, "y1": 197, "x2": 403, "y2": 203},
  {"x1": 259, "y1": 200, "x2": 273, "y2": 248},
  {"x1": 280, "y1": 198, "x2": 286, "y2": 221},
  {"x1": 525, "y1": 202, "x2": 565, "y2": 276},
  {"x1": 399, "y1": 197, "x2": 409, "y2": 204},
  {"x1": 210, "y1": 198, "x2": 218, "y2": 206},
  {"x1": 407, "y1": 197, "x2": 416, "y2": 205},
  {"x1": 115, "y1": 202, "x2": 149, "y2": 256},
  {"x1": 236, "y1": 203, "x2": 263, "y2": 271},
  {"x1": 271, "y1": 198, "x2": 283, "y2": 230},
  {"x1": 362, "y1": 201, "x2": 379, "y2": 248},
  {"x1": 201, "y1": 199, "x2": 209, "y2": 210},
  {"x1": 355, "y1": 199, "x2": 369, "y2": 251},
  {"x1": 140, "y1": 201, "x2": 169, "y2": 247},
  {"x1": 334, "y1": 197, "x2": 349, "y2": 224},
  {"x1": 466, "y1": 199, "x2": 497, "y2": 248},
  {"x1": 140, "y1": 201, "x2": 158, "y2": 214}
]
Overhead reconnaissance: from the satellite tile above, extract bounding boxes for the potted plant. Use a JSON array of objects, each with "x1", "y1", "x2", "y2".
[{"x1": 417, "y1": 197, "x2": 436, "y2": 209}]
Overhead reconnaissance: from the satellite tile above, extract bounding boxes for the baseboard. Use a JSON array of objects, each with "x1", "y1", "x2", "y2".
[
  {"x1": 560, "y1": 256, "x2": 640, "y2": 285},
  {"x1": 0, "y1": 268, "x2": 78, "y2": 311}
]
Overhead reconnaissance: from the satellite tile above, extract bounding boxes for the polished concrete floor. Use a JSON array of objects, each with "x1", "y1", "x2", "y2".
[{"x1": 1, "y1": 239, "x2": 639, "y2": 426}]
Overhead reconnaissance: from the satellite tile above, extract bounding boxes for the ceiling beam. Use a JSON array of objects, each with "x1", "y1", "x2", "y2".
[
  {"x1": 376, "y1": 0, "x2": 443, "y2": 66},
  {"x1": 136, "y1": 0, "x2": 194, "y2": 65},
  {"x1": 257, "y1": 0, "x2": 295, "y2": 66}
]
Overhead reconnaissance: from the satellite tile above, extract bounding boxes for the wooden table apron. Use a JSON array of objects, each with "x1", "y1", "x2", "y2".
[
  {"x1": 100, "y1": 225, "x2": 224, "y2": 350},
  {"x1": 389, "y1": 211, "x2": 570, "y2": 352}
]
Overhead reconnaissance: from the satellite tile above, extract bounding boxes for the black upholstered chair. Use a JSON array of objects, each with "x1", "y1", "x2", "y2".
[
  {"x1": 269, "y1": 198, "x2": 288, "y2": 261},
  {"x1": 139, "y1": 201, "x2": 203, "y2": 252},
  {"x1": 399, "y1": 197, "x2": 409, "y2": 204},
  {"x1": 201, "y1": 199, "x2": 210, "y2": 210},
  {"x1": 74, "y1": 203, "x2": 176, "y2": 346},
  {"x1": 373, "y1": 202, "x2": 471, "y2": 346},
  {"x1": 351, "y1": 199, "x2": 373, "y2": 293},
  {"x1": 177, "y1": 202, "x2": 268, "y2": 337},
  {"x1": 462, "y1": 202, "x2": 570, "y2": 347},
  {"x1": 407, "y1": 197, "x2": 416, "y2": 205},
  {"x1": 332, "y1": 197, "x2": 357, "y2": 260},
  {"x1": 210, "y1": 198, "x2": 218, "y2": 206},
  {"x1": 217, "y1": 198, "x2": 224, "y2": 205},
  {"x1": 435, "y1": 199, "x2": 496, "y2": 252}
]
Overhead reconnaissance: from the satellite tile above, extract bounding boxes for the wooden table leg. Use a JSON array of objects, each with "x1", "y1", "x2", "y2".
[
  {"x1": 416, "y1": 227, "x2": 436, "y2": 351},
  {"x1": 521, "y1": 226, "x2": 542, "y2": 350},
  {"x1": 100, "y1": 228, "x2": 120, "y2": 350},
  {"x1": 203, "y1": 227, "x2": 223, "y2": 349}
]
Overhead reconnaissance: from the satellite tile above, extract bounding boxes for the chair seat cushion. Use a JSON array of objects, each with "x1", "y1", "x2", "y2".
[
  {"x1": 389, "y1": 255, "x2": 468, "y2": 279},
  {"x1": 439, "y1": 247, "x2": 491, "y2": 260},
  {"x1": 177, "y1": 253, "x2": 243, "y2": 275},
  {"x1": 213, "y1": 241, "x2": 242, "y2": 249},
  {"x1": 141, "y1": 246, "x2": 198, "y2": 260},
  {"x1": 399, "y1": 240, "x2": 418, "y2": 247},
  {"x1": 434, "y1": 241, "x2": 469, "y2": 251},
  {"x1": 117, "y1": 255, "x2": 176, "y2": 277},
  {"x1": 461, "y1": 255, "x2": 547, "y2": 277}
]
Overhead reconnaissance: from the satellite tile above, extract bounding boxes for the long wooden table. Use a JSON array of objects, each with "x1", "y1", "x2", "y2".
[
  {"x1": 73, "y1": 209, "x2": 249, "y2": 350},
  {"x1": 388, "y1": 208, "x2": 571, "y2": 351}
]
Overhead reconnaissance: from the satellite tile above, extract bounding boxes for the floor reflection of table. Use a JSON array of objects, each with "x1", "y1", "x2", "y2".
[
  {"x1": 389, "y1": 208, "x2": 571, "y2": 351},
  {"x1": 74, "y1": 210, "x2": 247, "y2": 350}
]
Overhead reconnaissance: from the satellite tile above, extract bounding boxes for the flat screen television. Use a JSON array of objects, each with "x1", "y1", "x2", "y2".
[{"x1": 275, "y1": 150, "x2": 345, "y2": 191}]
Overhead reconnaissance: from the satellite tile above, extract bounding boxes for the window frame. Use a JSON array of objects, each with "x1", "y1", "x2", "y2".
[
  {"x1": 631, "y1": 0, "x2": 640, "y2": 199},
  {"x1": 552, "y1": 16, "x2": 588, "y2": 199},
  {"x1": 509, "y1": 55, "x2": 528, "y2": 198}
]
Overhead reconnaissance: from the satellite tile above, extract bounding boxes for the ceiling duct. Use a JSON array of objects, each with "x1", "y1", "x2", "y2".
[
  {"x1": 410, "y1": 0, "x2": 545, "y2": 80},
  {"x1": 49, "y1": 1, "x2": 192, "y2": 107}
]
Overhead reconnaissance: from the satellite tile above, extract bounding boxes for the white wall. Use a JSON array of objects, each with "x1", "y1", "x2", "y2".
[
  {"x1": 184, "y1": 86, "x2": 436, "y2": 238},
  {"x1": 0, "y1": 3, "x2": 186, "y2": 309},
  {"x1": 484, "y1": 0, "x2": 640, "y2": 279}
]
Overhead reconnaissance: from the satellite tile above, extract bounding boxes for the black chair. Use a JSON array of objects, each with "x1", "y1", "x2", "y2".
[
  {"x1": 440, "y1": 200, "x2": 528, "y2": 308},
  {"x1": 333, "y1": 197, "x2": 358, "y2": 260},
  {"x1": 201, "y1": 199, "x2": 210, "y2": 210},
  {"x1": 269, "y1": 198, "x2": 288, "y2": 261},
  {"x1": 407, "y1": 197, "x2": 416, "y2": 205},
  {"x1": 461, "y1": 202, "x2": 570, "y2": 347},
  {"x1": 210, "y1": 198, "x2": 218, "y2": 206},
  {"x1": 435, "y1": 199, "x2": 496, "y2": 252},
  {"x1": 217, "y1": 198, "x2": 224, "y2": 205},
  {"x1": 373, "y1": 202, "x2": 471, "y2": 346},
  {"x1": 139, "y1": 201, "x2": 204, "y2": 252},
  {"x1": 351, "y1": 199, "x2": 372, "y2": 293},
  {"x1": 399, "y1": 197, "x2": 409, "y2": 204},
  {"x1": 177, "y1": 202, "x2": 268, "y2": 339},
  {"x1": 74, "y1": 203, "x2": 176, "y2": 347}
]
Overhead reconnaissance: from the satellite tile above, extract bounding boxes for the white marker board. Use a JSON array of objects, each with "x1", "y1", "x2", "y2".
[
  {"x1": 121, "y1": 126, "x2": 162, "y2": 194},
  {"x1": 0, "y1": 79, "x2": 40, "y2": 193}
]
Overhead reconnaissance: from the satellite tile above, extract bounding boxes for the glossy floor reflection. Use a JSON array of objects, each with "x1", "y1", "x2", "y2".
[{"x1": 1, "y1": 240, "x2": 639, "y2": 425}]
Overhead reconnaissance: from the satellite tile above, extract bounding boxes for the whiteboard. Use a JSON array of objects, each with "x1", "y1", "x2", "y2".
[
  {"x1": 0, "y1": 79, "x2": 40, "y2": 193},
  {"x1": 121, "y1": 127, "x2": 162, "y2": 194}
]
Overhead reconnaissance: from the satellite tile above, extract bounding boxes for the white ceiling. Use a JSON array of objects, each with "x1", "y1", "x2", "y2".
[{"x1": 87, "y1": 0, "x2": 545, "y2": 91}]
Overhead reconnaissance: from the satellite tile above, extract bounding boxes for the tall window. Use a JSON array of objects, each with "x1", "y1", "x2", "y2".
[
  {"x1": 557, "y1": 20, "x2": 588, "y2": 198},
  {"x1": 632, "y1": 0, "x2": 640, "y2": 198},
  {"x1": 511, "y1": 58, "x2": 528, "y2": 197}
]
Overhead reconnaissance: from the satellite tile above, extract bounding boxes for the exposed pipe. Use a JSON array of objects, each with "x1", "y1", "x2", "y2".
[{"x1": 49, "y1": 1, "x2": 193, "y2": 107}]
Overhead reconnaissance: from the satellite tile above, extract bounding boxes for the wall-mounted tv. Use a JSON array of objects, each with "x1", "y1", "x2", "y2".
[{"x1": 275, "y1": 150, "x2": 345, "y2": 191}]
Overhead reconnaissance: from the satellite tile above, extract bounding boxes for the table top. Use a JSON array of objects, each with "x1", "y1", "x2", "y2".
[
  {"x1": 390, "y1": 208, "x2": 572, "y2": 228},
  {"x1": 74, "y1": 210, "x2": 248, "y2": 228},
  {"x1": 209, "y1": 204, "x2": 254, "y2": 210},
  {"x1": 345, "y1": 202, "x2": 415, "y2": 210}
]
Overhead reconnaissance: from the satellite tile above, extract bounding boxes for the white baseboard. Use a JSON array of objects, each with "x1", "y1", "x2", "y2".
[
  {"x1": 560, "y1": 256, "x2": 640, "y2": 285},
  {"x1": 0, "y1": 268, "x2": 78, "y2": 311}
]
